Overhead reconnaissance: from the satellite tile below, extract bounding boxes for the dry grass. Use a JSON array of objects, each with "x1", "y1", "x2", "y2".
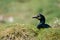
[
  {"x1": 0, "y1": 24, "x2": 37, "y2": 40},
  {"x1": 0, "y1": 24, "x2": 60, "y2": 40}
]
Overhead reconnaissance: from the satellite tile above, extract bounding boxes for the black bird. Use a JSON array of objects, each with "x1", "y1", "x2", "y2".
[{"x1": 33, "y1": 13, "x2": 50, "y2": 29}]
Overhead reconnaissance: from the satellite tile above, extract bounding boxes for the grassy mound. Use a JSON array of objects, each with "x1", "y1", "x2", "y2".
[
  {"x1": 0, "y1": 24, "x2": 60, "y2": 40},
  {"x1": 0, "y1": 24, "x2": 37, "y2": 40}
]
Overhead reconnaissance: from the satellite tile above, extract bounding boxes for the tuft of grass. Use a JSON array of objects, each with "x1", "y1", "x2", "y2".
[
  {"x1": 0, "y1": 24, "x2": 38, "y2": 40},
  {"x1": 0, "y1": 24, "x2": 60, "y2": 40}
]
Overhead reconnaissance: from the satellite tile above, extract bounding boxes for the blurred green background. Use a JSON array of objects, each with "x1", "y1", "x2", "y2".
[{"x1": 0, "y1": 0, "x2": 60, "y2": 24}]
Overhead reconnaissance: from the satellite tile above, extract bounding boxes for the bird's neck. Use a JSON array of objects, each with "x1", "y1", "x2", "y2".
[
  {"x1": 40, "y1": 19, "x2": 45, "y2": 24},
  {"x1": 39, "y1": 16, "x2": 45, "y2": 24}
]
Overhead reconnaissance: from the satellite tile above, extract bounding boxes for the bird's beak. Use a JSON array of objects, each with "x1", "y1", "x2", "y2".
[
  {"x1": 32, "y1": 16, "x2": 38, "y2": 18},
  {"x1": 33, "y1": 16, "x2": 41, "y2": 20}
]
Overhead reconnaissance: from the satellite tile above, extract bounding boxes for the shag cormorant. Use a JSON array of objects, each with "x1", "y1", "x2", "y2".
[{"x1": 33, "y1": 13, "x2": 50, "y2": 29}]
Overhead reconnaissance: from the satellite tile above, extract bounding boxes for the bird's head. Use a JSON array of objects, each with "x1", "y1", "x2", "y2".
[{"x1": 33, "y1": 13, "x2": 41, "y2": 20}]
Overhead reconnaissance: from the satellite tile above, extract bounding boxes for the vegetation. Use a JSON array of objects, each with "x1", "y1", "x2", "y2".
[
  {"x1": 0, "y1": 0, "x2": 60, "y2": 40},
  {"x1": 0, "y1": 24, "x2": 60, "y2": 40}
]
